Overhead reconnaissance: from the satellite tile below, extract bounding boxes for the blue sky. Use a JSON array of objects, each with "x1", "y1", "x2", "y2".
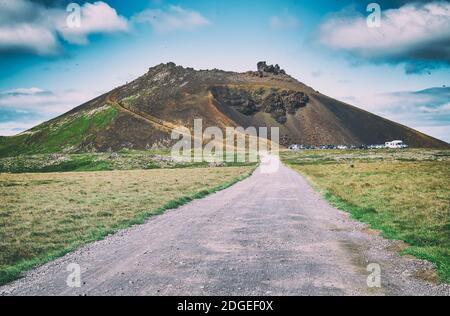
[{"x1": 0, "y1": 0, "x2": 449, "y2": 141}]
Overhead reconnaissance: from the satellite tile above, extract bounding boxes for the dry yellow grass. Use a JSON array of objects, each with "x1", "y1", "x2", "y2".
[{"x1": 0, "y1": 166, "x2": 253, "y2": 284}]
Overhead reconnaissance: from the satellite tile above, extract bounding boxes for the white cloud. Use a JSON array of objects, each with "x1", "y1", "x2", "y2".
[
  {"x1": 0, "y1": 86, "x2": 105, "y2": 135},
  {"x1": 342, "y1": 87, "x2": 450, "y2": 142},
  {"x1": 58, "y1": 1, "x2": 129, "y2": 45},
  {"x1": 270, "y1": 15, "x2": 299, "y2": 30},
  {"x1": 2, "y1": 87, "x2": 47, "y2": 95},
  {"x1": 0, "y1": 23, "x2": 61, "y2": 55},
  {"x1": 0, "y1": 87, "x2": 98, "y2": 115},
  {"x1": 0, "y1": 0, "x2": 61, "y2": 55},
  {"x1": 413, "y1": 125, "x2": 450, "y2": 143},
  {"x1": 133, "y1": 5, "x2": 211, "y2": 32},
  {"x1": 0, "y1": 87, "x2": 101, "y2": 135},
  {"x1": 0, "y1": 120, "x2": 43, "y2": 136},
  {"x1": 0, "y1": 1, "x2": 209, "y2": 55},
  {"x1": 318, "y1": 1, "x2": 450, "y2": 73},
  {"x1": 0, "y1": 0, "x2": 129, "y2": 55}
]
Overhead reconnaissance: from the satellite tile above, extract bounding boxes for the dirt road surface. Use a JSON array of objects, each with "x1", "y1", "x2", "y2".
[{"x1": 1, "y1": 160, "x2": 449, "y2": 296}]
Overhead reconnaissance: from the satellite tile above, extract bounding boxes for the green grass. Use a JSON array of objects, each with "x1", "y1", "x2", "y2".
[
  {"x1": 0, "y1": 165, "x2": 256, "y2": 285},
  {"x1": 121, "y1": 94, "x2": 140, "y2": 108},
  {"x1": 0, "y1": 154, "x2": 114, "y2": 173},
  {"x1": 0, "y1": 149, "x2": 258, "y2": 174},
  {"x1": 0, "y1": 106, "x2": 119, "y2": 158},
  {"x1": 282, "y1": 149, "x2": 450, "y2": 283}
]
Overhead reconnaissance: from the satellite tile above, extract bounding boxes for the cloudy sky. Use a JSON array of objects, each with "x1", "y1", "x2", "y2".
[{"x1": 0, "y1": 0, "x2": 449, "y2": 142}]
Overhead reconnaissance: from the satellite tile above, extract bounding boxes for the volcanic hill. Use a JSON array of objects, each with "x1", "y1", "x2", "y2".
[{"x1": 0, "y1": 62, "x2": 448, "y2": 157}]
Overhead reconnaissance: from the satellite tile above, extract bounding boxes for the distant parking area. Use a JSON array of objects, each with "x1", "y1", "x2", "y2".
[{"x1": 288, "y1": 140, "x2": 409, "y2": 151}]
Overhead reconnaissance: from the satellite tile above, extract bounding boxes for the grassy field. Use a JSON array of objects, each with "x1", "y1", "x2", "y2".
[
  {"x1": 0, "y1": 165, "x2": 255, "y2": 285},
  {"x1": 281, "y1": 149, "x2": 450, "y2": 283},
  {"x1": 0, "y1": 149, "x2": 257, "y2": 173}
]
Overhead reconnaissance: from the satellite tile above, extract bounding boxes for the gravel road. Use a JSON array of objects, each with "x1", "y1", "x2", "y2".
[{"x1": 1, "y1": 160, "x2": 449, "y2": 296}]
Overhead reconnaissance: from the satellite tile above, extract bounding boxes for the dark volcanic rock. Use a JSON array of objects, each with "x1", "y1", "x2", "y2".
[
  {"x1": 210, "y1": 86, "x2": 309, "y2": 124},
  {"x1": 257, "y1": 61, "x2": 286, "y2": 76}
]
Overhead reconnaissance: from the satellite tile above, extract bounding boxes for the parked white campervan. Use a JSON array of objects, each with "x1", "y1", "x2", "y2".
[{"x1": 385, "y1": 140, "x2": 408, "y2": 149}]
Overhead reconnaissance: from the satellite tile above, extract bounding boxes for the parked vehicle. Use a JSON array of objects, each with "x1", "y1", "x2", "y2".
[
  {"x1": 288, "y1": 144, "x2": 302, "y2": 151},
  {"x1": 385, "y1": 140, "x2": 408, "y2": 149}
]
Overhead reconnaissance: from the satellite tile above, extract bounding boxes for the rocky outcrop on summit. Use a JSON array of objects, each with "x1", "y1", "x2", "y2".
[{"x1": 257, "y1": 61, "x2": 286, "y2": 76}]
